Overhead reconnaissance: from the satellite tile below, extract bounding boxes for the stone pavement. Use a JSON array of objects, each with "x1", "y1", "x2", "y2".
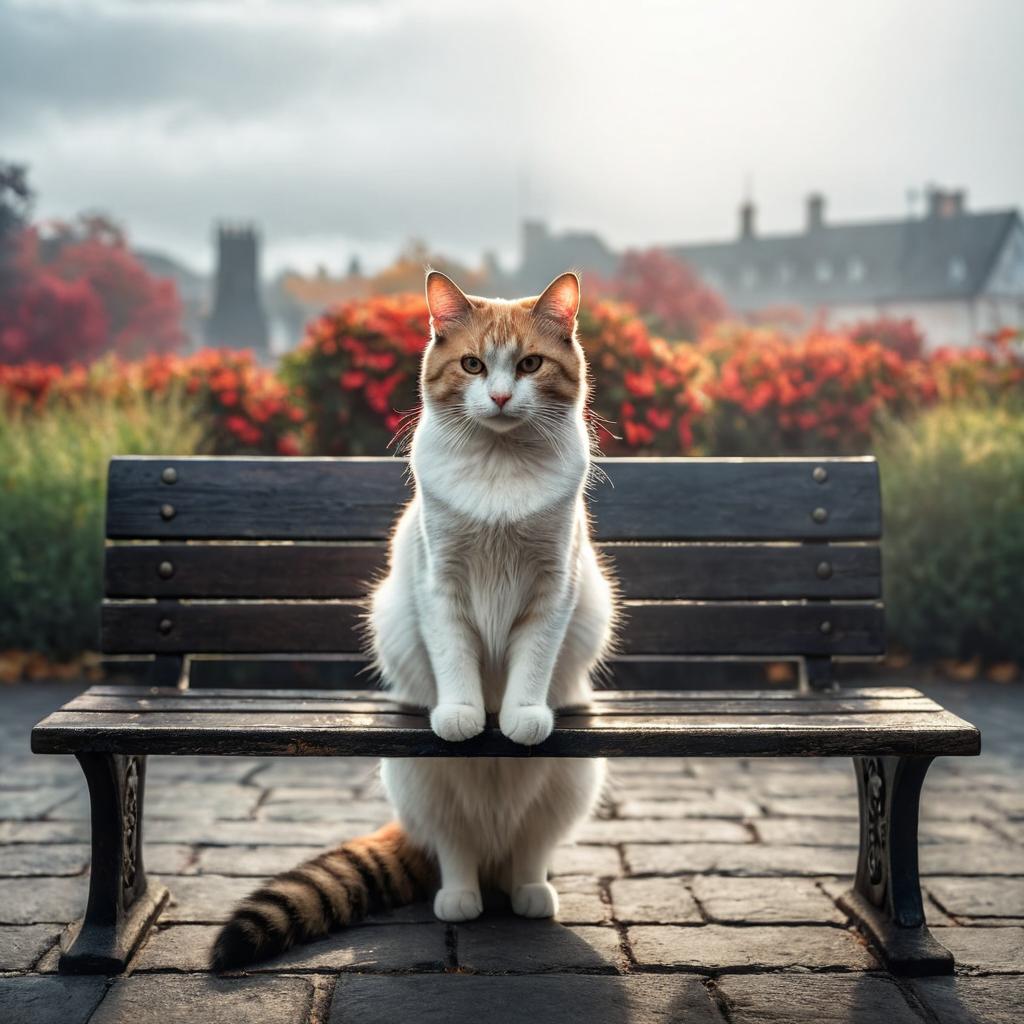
[{"x1": 1, "y1": 677, "x2": 1022, "y2": 1024}]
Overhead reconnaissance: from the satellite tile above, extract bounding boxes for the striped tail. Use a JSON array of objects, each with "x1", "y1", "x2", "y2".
[{"x1": 210, "y1": 822, "x2": 436, "y2": 971}]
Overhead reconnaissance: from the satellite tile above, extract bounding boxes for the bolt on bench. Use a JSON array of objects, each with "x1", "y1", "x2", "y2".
[{"x1": 32, "y1": 456, "x2": 980, "y2": 976}]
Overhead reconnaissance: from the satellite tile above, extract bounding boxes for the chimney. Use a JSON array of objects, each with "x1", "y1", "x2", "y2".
[
  {"x1": 927, "y1": 187, "x2": 966, "y2": 218},
  {"x1": 806, "y1": 193, "x2": 825, "y2": 232},
  {"x1": 739, "y1": 200, "x2": 756, "y2": 240}
]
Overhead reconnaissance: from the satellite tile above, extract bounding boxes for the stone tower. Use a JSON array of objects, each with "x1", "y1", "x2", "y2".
[{"x1": 204, "y1": 224, "x2": 269, "y2": 356}]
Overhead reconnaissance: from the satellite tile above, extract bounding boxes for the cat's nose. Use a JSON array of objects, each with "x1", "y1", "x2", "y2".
[{"x1": 490, "y1": 393, "x2": 511, "y2": 409}]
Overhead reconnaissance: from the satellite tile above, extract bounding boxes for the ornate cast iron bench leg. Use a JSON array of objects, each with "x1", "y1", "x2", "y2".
[
  {"x1": 59, "y1": 754, "x2": 168, "y2": 973},
  {"x1": 838, "y1": 755, "x2": 953, "y2": 976}
]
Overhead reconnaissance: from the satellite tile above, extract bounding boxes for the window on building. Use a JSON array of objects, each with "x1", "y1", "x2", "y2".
[
  {"x1": 847, "y1": 257, "x2": 866, "y2": 282},
  {"x1": 949, "y1": 257, "x2": 968, "y2": 284},
  {"x1": 741, "y1": 266, "x2": 759, "y2": 289},
  {"x1": 815, "y1": 259, "x2": 833, "y2": 283}
]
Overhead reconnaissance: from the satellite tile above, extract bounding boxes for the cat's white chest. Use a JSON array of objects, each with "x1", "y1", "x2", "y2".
[{"x1": 462, "y1": 532, "x2": 538, "y2": 665}]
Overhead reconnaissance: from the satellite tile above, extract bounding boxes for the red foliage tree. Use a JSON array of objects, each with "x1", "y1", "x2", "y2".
[
  {"x1": 592, "y1": 249, "x2": 729, "y2": 340},
  {"x1": 0, "y1": 216, "x2": 186, "y2": 365},
  {"x1": 0, "y1": 271, "x2": 109, "y2": 365}
]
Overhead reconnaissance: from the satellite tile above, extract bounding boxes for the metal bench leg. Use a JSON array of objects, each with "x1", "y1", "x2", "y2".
[
  {"x1": 838, "y1": 755, "x2": 953, "y2": 976},
  {"x1": 59, "y1": 754, "x2": 168, "y2": 974}
]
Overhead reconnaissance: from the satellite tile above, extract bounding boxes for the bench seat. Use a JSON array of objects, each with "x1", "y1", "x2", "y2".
[{"x1": 33, "y1": 685, "x2": 980, "y2": 759}]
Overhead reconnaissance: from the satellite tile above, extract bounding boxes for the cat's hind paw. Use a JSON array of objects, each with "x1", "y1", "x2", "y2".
[
  {"x1": 511, "y1": 881, "x2": 559, "y2": 918},
  {"x1": 430, "y1": 703, "x2": 486, "y2": 742},
  {"x1": 434, "y1": 887, "x2": 484, "y2": 922},
  {"x1": 499, "y1": 704, "x2": 554, "y2": 746}
]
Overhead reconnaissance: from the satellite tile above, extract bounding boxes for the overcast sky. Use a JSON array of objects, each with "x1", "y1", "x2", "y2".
[{"x1": 3, "y1": 0, "x2": 1023, "y2": 278}]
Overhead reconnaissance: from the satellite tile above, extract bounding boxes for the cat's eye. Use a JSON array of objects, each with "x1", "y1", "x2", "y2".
[
  {"x1": 461, "y1": 356, "x2": 484, "y2": 375},
  {"x1": 518, "y1": 355, "x2": 543, "y2": 374}
]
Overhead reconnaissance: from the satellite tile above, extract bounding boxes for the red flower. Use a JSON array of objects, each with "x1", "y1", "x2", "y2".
[{"x1": 624, "y1": 371, "x2": 656, "y2": 397}]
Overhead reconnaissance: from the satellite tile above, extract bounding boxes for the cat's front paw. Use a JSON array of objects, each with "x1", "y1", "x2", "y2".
[
  {"x1": 499, "y1": 704, "x2": 554, "y2": 746},
  {"x1": 430, "y1": 703, "x2": 486, "y2": 742},
  {"x1": 434, "y1": 887, "x2": 483, "y2": 922},
  {"x1": 512, "y1": 881, "x2": 559, "y2": 918}
]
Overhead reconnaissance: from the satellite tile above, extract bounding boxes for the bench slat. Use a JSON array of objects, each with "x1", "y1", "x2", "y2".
[
  {"x1": 79, "y1": 685, "x2": 931, "y2": 701},
  {"x1": 106, "y1": 456, "x2": 881, "y2": 541},
  {"x1": 101, "y1": 600, "x2": 885, "y2": 657},
  {"x1": 63, "y1": 693, "x2": 943, "y2": 716},
  {"x1": 105, "y1": 542, "x2": 881, "y2": 600},
  {"x1": 30, "y1": 705, "x2": 980, "y2": 758}
]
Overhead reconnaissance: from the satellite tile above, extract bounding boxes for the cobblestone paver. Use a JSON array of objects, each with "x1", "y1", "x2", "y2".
[{"x1": 1, "y1": 676, "x2": 1021, "y2": 1023}]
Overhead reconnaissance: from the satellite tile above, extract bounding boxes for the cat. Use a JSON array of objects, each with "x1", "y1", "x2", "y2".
[{"x1": 211, "y1": 270, "x2": 615, "y2": 970}]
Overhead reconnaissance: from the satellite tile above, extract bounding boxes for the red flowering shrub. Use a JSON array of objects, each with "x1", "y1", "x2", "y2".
[
  {"x1": 284, "y1": 294, "x2": 715, "y2": 457},
  {"x1": 924, "y1": 330, "x2": 1024, "y2": 405},
  {"x1": 698, "y1": 325, "x2": 925, "y2": 454},
  {"x1": 8, "y1": 299, "x2": 1015, "y2": 462},
  {"x1": 846, "y1": 316, "x2": 926, "y2": 360},
  {"x1": 0, "y1": 350, "x2": 304, "y2": 456},
  {"x1": 577, "y1": 301, "x2": 710, "y2": 454},
  {"x1": 281, "y1": 294, "x2": 429, "y2": 455},
  {"x1": 146, "y1": 351, "x2": 305, "y2": 455}
]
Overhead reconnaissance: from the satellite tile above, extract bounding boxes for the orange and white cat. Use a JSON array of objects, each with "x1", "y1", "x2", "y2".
[{"x1": 211, "y1": 271, "x2": 615, "y2": 969}]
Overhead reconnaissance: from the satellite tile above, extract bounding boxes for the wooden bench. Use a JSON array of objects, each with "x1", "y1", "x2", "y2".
[{"x1": 32, "y1": 455, "x2": 980, "y2": 977}]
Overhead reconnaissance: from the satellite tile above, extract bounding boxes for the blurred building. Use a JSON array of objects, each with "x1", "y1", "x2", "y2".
[
  {"x1": 266, "y1": 263, "x2": 371, "y2": 355},
  {"x1": 204, "y1": 224, "x2": 270, "y2": 358},
  {"x1": 512, "y1": 189, "x2": 1024, "y2": 347}
]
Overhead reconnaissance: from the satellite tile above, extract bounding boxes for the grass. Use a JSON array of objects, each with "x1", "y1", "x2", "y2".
[
  {"x1": 0, "y1": 393, "x2": 204, "y2": 660},
  {"x1": 877, "y1": 402, "x2": 1024, "y2": 664}
]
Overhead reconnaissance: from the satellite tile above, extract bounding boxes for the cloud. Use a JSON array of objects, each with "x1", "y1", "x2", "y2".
[{"x1": 2, "y1": 0, "x2": 1023, "y2": 276}]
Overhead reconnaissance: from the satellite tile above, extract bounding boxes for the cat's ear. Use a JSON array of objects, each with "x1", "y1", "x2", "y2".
[
  {"x1": 532, "y1": 272, "x2": 580, "y2": 337},
  {"x1": 425, "y1": 271, "x2": 471, "y2": 336}
]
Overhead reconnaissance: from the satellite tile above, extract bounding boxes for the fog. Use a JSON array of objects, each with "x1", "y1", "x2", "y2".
[{"x1": 2, "y1": 0, "x2": 1022, "y2": 275}]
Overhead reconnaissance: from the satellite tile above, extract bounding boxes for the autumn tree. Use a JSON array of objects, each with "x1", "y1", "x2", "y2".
[
  {"x1": 0, "y1": 205, "x2": 186, "y2": 366},
  {"x1": 371, "y1": 240, "x2": 485, "y2": 296},
  {"x1": 592, "y1": 248, "x2": 729, "y2": 340}
]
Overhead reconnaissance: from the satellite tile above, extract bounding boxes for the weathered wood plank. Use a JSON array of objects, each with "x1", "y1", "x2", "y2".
[
  {"x1": 620, "y1": 601, "x2": 885, "y2": 656},
  {"x1": 105, "y1": 456, "x2": 881, "y2": 541},
  {"x1": 105, "y1": 541, "x2": 881, "y2": 600},
  {"x1": 104, "y1": 543, "x2": 386, "y2": 599},
  {"x1": 30, "y1": 708, "x2": 981, "y2": 758},
  {"x1": 602, "y1": 543, "x2": 881, "y2": 599},
  {"x1": 101, "y1": 600, "x2": 885, "y2": 656},
  {"x1": 80, "y1": 684, "x2": 930, "y2": 701},
  {"x1": 63, "y1": 693, "x2": 942, "y2": 716}
]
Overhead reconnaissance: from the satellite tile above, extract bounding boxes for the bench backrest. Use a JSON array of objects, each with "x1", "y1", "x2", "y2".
[{"x1": 102, "y1": 456, "x2": 884, "y2": 688}]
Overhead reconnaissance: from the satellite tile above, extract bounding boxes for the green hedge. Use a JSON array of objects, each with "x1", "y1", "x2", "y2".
[
  {"x1": 879, "y1": 403, "x2": 1024, "y2": 664},
  {"x1": 2, "y1": 392, "x2": 1022, "y2": 669},
  {"x1": 0, "y1": 395, "x2": 203, "y2": 660}
]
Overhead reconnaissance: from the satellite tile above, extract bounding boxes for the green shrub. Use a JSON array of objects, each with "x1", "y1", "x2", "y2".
[
  {"x1": 0, "y1": 393, "x2": 203, "y2": 660},
  {"x1": 878, "y1": 403, "x2": 1024, "y2": 663}
]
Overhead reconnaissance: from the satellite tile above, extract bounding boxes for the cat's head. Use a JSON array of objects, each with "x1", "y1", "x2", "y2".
[{"x1": 421, "y1": 271, "x2": 585, "y2": 434}]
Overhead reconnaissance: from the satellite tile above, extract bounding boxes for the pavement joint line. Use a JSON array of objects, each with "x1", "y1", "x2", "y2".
[
  {"x1": 443, "y1": 923, "x2": 458, "y2": 971},
  {"x1": 248, "y1": 787, "x2": 273, "y2": 821},
  {"x1": 701, "y1": 975, "x2": 735, "y2": 1024},
  {"x1": 685, "y1": 881, "x2": 712, "y2": 924},
  {"x1": 610, "y1": 919, "x2": 637, "y2": 970},
  {"x1": 891, "y1": 974, "x2": 943, "y2": 1024},
  {"x1": 307, "y1": 974, "x2": 337, "y2": 1024}
]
